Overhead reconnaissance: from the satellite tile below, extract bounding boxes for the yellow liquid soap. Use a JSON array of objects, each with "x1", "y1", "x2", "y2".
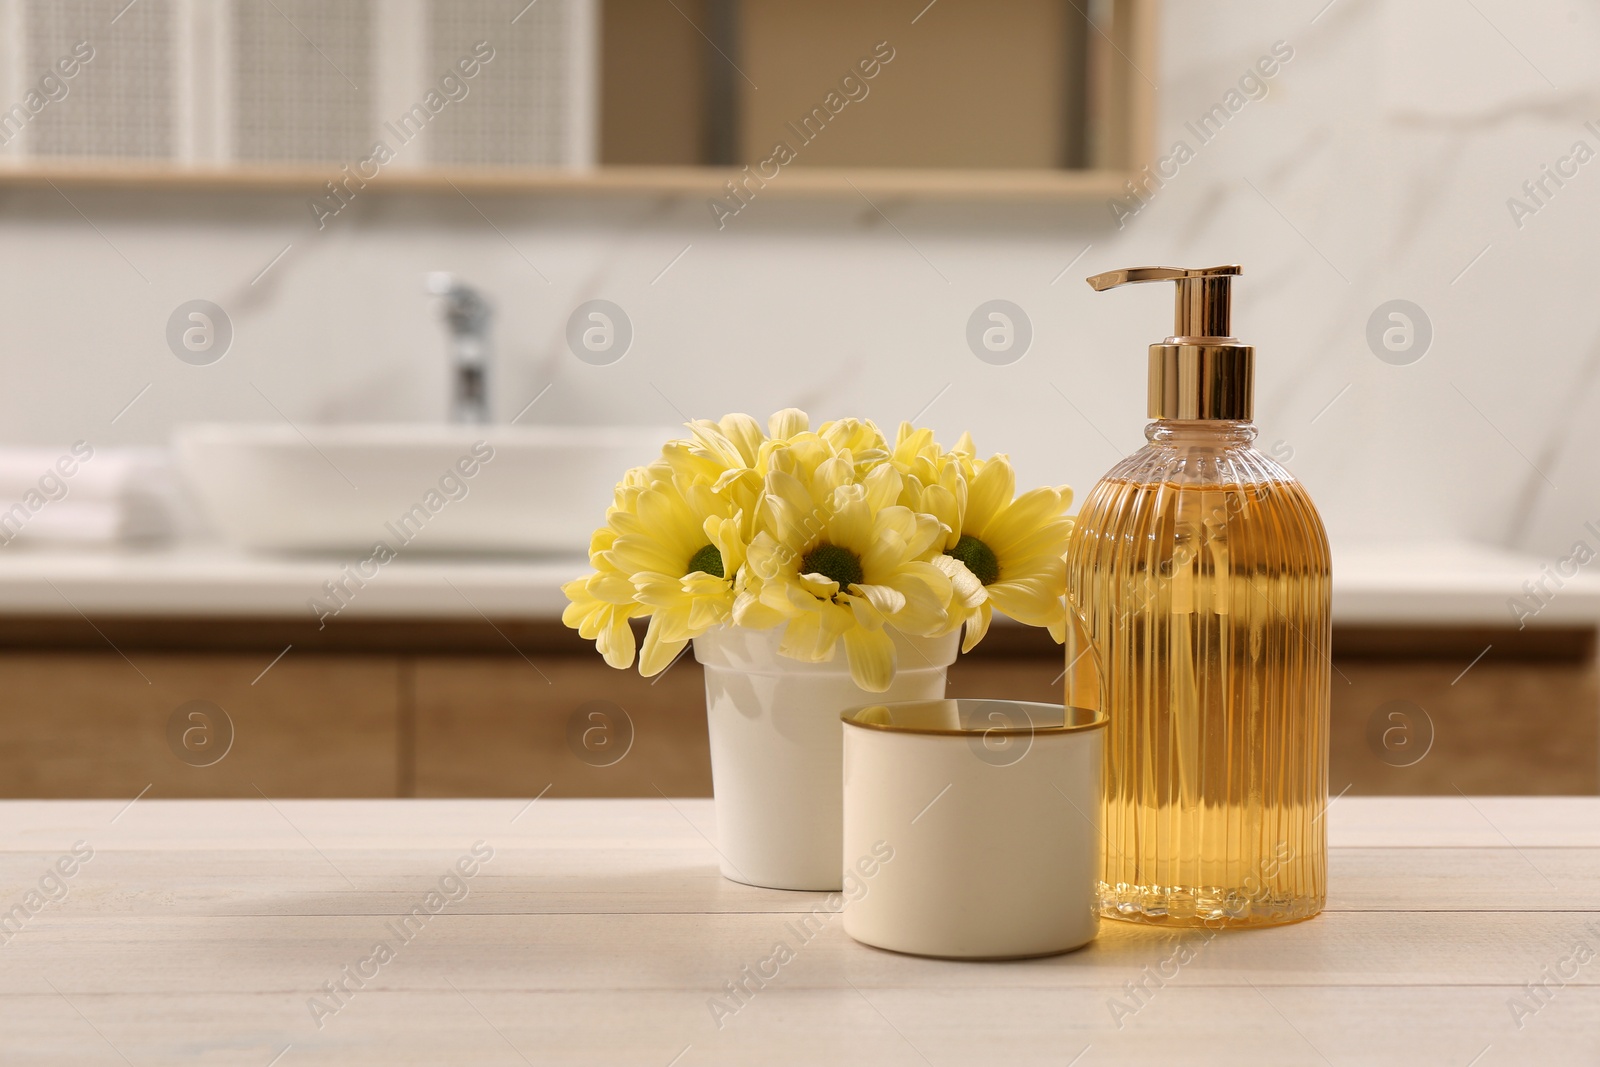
[{"x1": 1066, "y1": 430, "x2": 1331, "y2": 928}]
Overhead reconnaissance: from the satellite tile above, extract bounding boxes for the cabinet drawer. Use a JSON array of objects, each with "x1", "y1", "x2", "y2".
[
  {"x1": 413, "y1": 655, "x2": 712, "y2": 798},
  {"x1": 0, "y1": 653, "x2": 400, "y2": 798}
]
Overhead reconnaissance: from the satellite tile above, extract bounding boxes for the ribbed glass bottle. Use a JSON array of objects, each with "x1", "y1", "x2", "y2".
[{"x1": 1065, "y1": 419, "x2": 1331, "y2": 928}]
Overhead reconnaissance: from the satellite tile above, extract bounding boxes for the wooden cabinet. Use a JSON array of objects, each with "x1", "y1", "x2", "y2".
[
  {"x1": 1328, "y1": 628, "x2": 1599, "y2": 796},
  {"x1": 0, "y1": 619, "x2": 1591, "y2": 799}
]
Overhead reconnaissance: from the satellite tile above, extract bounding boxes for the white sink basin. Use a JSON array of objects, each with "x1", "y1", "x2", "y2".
[{"x1": 173, "y1": 424, "x2": 676, "y2": 555}]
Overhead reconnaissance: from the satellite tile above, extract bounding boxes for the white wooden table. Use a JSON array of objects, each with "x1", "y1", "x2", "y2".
[{"x1": 1, "y1": 797, "x2": 1596, "y2": 1065}]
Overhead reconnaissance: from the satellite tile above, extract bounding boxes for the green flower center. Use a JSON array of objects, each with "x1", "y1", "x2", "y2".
[
  {"x1": 801, "y1": 543, "x2": 864, "y2": 589},
  {"x1": 687, "y1": 543, "x2": 724, "y2": 578},
  {"x1": 946, "y1": 534, "x2": 1000, "y2": 585}
]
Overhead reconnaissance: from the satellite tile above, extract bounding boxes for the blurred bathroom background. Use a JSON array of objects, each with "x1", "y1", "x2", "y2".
[{"x1": 0, "y1": 0, "x2": 1595, "y2": 800}]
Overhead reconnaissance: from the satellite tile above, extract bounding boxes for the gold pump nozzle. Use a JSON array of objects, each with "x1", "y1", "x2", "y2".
[{"x1": 1086, "y1": 264, "x2": 1254, "y2": 421}]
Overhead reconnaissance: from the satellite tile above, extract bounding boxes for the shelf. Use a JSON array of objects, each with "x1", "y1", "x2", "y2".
[{"x1": 0, "y1": 159, "x2": 1135, "y2": 201}]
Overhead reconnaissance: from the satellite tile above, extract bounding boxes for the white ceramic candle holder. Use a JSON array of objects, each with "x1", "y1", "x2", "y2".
[{"x1": 840, "y1": 699, "x2": 1107, "y2": 959}]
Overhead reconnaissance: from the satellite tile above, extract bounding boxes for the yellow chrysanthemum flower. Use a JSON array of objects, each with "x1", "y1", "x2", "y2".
[
  {"x1": 658, "y1": 408, "x2": 825, "y2": 520},
  {"x1": 559, "y1": 460, "x2": 675, "y2": 668},
  {"x1": 607, "y1": 477, "x2": 749, "y2": 675},
  {"x1": 662, "y1": 414, "x2": 758, "y2": 481},
  {"x1": 817, "y1": 417, "x2": 889, "y2": 465},
  {"x1": 922, "y1": 451, "x2": 1075, "y2": 652},
  {"x1": 736, "y1": 452, "x2": 951, "y2": 692},
  {"x1": 560, "y1": 533, "x2": 648, "y2": 670},
  {"x1": 563, "y1": 409, "x2": 1071, "y2": 687}
]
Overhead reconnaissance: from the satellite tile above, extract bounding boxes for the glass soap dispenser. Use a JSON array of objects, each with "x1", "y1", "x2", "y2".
[{"x1": 1065, "y1": 265, "x2": 1331, "y2": 928}]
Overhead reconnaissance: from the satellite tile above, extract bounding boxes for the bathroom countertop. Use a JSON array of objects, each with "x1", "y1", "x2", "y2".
[
  {"x1": 0, "y1": 795, "x2": 1594, "y2": 1064},
  {"x1": 0, "y1": 539, "x2": 1594, "y2": 627},
  {"x1": 0, "y1": 544, "x2": 586, "y2": 619}
]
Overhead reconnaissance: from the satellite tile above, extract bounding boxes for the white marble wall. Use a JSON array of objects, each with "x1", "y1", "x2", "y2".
[{"x1": 0, "y1": 0, "x2": 1597, "y2": 559}]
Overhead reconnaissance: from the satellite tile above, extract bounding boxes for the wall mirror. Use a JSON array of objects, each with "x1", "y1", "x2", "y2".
[{"x1": 0, "y1": 0, "x2": 1153, "y2": 200}]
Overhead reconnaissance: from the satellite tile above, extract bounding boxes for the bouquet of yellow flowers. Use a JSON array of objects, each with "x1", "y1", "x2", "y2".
[{"x1": 562, "y1": 410, "x2": 1074, "y2": 692}]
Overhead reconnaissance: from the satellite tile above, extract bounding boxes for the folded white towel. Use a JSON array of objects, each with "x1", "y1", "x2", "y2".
[
  {"x1": 0, "y1": 446, "x2": 172, "y2": 548},
  {"x1": 0, "y1": 444, "x2": 129, "y2": 502}
]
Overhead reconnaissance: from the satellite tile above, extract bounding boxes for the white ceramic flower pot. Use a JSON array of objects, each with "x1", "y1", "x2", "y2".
[{"x1": 693, "y1": 626, "x2": 959, "y2": 891}]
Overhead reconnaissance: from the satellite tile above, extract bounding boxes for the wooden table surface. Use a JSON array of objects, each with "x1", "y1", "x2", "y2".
[{"x1": 1, "y1": 797, "x2": 1596, "y2": 1065}]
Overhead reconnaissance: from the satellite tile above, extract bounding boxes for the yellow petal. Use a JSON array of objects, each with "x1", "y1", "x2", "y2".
[
  {"x1": 594, "y1": 613, "x2": 638, "y2": 669},
  {"x1": 812, "y1": 454, "x2": 855, "y2": 500},
  {"x1": 881, "y1": 562, "x2": 952, "y2": 635},
  {"x1": 759, "y1": 470, "x2": 816, "y2": 544},
  {"x1": 631, "y1": 570, "x2": 683, "y2": 608},
  {"x1": 987, "y1": 577, "x2": 1066, "y2": 628},
  {"x1": 961, "y1": 602, "x2": 994, "y2": 653},
  {"x1": 687, "y1": 595, "x2": 732, "y2": 632},
  {"x1": 608, "y1": 537, "x2": 688, "y2": 578},
  {"x1": 743, "y1": 531, "x2": 785, "y2": 581},
  {"x1": 849, "y1": 582, "x2": 905, "y2": 624},
  {"x1": 933, "y1": 553, "x2": 987, "y2": 610},
  {"x1": 758, "y1": 573, "x2": 809, "y2": 616},
  {"x1": 903, "y1": 510, "x2": 947, "y2": 560},
  {"x1": 983, "y1": 488, "x2": 1070, "y2": 557},
  {"x1": 842, "y1": 625, "x2": 896, "y2": 692},
  {"x1": 685, "y1": 420, "x2": 741, "y2": 467},
  {"x1": 639, "y1": 615, "x2": 689, "y2": 676},
  {"x1": 920, "y1": 484, "x2": 962, "y2": 549},
  {"x1": 586, "y1": 572, "x2": 637, "y2": 604},
  {"x1": 778, "y1": 601, "x2": 852, "y2": 662},
  {"x1": 941, "y1": 461, "x2": 969, "y2": 519},
  {"x1": 769, "y1": 408, "x2": 809, "y2": 440},
  {"x1": 798, "y1": 570, "x2": 840, "y2": 600},
  {"x1": 660, "y1": 441, "x2": 726, "y2": 485},
  {"x1": 965, "y1": 455, "x2": 1016, "y2": 537},
  {"x1": 733, "y1": 589, "x2": 786, "y2": 629},
  {"x1": 560, "y1": 598, "x2": 594, "y2": 633},
  {"x1": 826, "y1": 484, "x2": 873, "y2": 553},
  {"x1": 707, "y1": 513, "x2": 749, "y2": 574},
  {"x1": 587, "y1": 524, "x2": 619, "y2": 558},
  {"x1": 1047, "y1": 611, "x2": 1067, "y2": 644},
  {"x1": 863, "y1": 463, "x2": 903, "y2": 513},
  {"x1": 985, "y1": 516, "x2": 1074, "y2": 568},
  {"x1": 717, "y1": 414, "x2": 765, "y2": 466},
  {"x1": 858, "y1": 505, "x2": 917, "y2": 577}
]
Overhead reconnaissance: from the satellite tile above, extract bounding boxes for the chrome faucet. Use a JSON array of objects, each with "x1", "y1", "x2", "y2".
[{"x1": 426, "y1": 273, "x2": 493, "y2": 424}]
